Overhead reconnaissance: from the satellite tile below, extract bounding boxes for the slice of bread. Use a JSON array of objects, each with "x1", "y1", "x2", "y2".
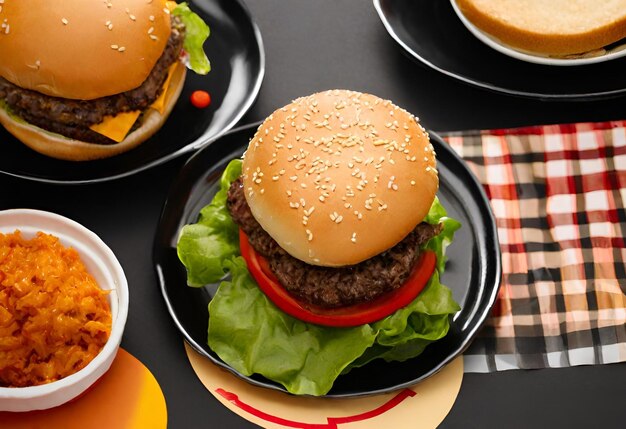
[{"x1": 455, "y1": 0, "x2": 626, "y2": 56}]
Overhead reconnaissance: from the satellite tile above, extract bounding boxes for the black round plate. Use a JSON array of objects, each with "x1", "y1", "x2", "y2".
[
  {"x1": 0, "y1": 0, "x2": 264, "y2": 184},
  {"x1": 153, "y1": 122, "x2": 502, "y2": 397},
  {"x1": 374, "y1": 0, "x2": 626, "y2": 101}
]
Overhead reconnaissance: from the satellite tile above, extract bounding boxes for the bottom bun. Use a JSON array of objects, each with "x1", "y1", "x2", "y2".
[{"x1": 0, "y1": 66, "x2": 187, "y2": 162}]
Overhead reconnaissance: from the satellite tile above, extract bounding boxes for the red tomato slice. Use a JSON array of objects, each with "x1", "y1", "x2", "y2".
[{"x1": 239, "y1": 230, "x2": 436, "y2": 327}]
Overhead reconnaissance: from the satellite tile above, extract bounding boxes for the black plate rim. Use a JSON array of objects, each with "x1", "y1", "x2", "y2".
[
  {"x1": 154, "y1": 122, "x2": 502, "y2": 397},
  {"x1": 373, "y1": 0, "x2": 626, "y2": 101},
  {"x1": 0, "y1": 0, "x2": 265, "y2": 185}
]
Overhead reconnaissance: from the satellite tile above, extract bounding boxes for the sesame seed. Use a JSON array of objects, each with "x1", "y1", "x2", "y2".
[
  {"x1": 411, "y1": 180, "x2": 416, "y2": 185},
  {"x1": 118, "y1": 46, "x2": 126, "y2": 52},
  {"x1": 351, "y1": 233, "x2": 357, "y2": 243},
  {"x1": 27, "y1": 60, "x2": 41, "y2": 70},
  {"x1": 150, "y1": 34, "x2": 159, "y2": 41},
  {"x1": 111, "y1": 44, "x2": 119, "y2": 49},
  {"x1": 306, "y1": 230, "x2": 313, "y2": 241},
  {"x1": 149, "y1": 15, "x2": 155, "y2": 22},
  {"x1": 61, "y1": 18, "x2": 69, "y2": 25}
]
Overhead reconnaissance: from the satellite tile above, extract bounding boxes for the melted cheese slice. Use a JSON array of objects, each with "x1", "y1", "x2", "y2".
[
  {"x1": 151, "y1": 64, "x2": 177, "y2": 115},
  {"x1": 89, "y1": 110, "x2": 142, "y2": 143},
  {"x1": 89, "y1": 63, "x2": 179, "y2": 142}
]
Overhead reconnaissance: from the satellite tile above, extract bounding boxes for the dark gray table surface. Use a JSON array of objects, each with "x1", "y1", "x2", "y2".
[{"x1": 1, "y1": 1, "x2": 625, "y2": 427}]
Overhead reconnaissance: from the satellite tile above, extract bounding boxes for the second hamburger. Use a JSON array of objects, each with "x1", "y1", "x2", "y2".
[{"x1": 178, "y1": 90, "x2": 461, "y2": 395}]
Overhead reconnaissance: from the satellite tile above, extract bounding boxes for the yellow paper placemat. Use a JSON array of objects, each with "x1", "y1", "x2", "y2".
[
  {"x1": 186, "y1": 342, "x2": 463, "y2": 429},
  {"x1": 0, "y1": 348, "x2": 167, "y2": 429}
]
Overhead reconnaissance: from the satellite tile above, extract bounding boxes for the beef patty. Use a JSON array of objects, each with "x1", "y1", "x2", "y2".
[
  {"x1": 0, "y1": 16, "x2": 185, "y2": 145},
  {"x1": 227, "y1": 177, "x2": 443, "y2": 308}
]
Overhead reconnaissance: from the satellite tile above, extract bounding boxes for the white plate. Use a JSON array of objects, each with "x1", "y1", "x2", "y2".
[{"x1": 450, "y1": 0, "x2": 626, "y2": 66}]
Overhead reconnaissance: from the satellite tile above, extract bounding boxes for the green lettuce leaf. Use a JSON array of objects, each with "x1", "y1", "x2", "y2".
[
  {"x1": 173, "y1": 2, "x2": 211, "y2": 75},
  {"x1": 345, "y1": 270, "x2": 459, "y2": 370},
  {"x1": 0, "y1": 100, "x2": 25, "y2": 124},
  {"x1": 208, "y1": 257, "x2": 377, "y2": 396},
  {"x1": 177, "y1": 159, "x2": 461, "y2": 395},
  {"x1": 424, "y1": 197, "x2": 462, "y2": 272},
  {"x1": 177, "y1": 160, "x2": 241, "y2": 286}
]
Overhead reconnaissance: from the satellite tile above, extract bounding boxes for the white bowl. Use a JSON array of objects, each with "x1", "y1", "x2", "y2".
[
  {"x1": 0, "y1": 209, "x2": 129, "y2": 412},
  {"x1": 450, "y1": 0, "x2": 626, "y2": 66}
]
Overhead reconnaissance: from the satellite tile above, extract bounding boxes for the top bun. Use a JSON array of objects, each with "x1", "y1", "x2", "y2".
[
  {"x1": 242, "y1": 90, "x2": 439, "y2": 267},
  {"x1": 456, "y1": 0, "x2": 626, "y2": 56},
  {"x1": 0, "y1": 0, "x2": 171, "y2": 100}
]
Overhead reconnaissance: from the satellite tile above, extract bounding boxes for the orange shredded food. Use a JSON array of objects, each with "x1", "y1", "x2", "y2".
[{"x1": 0, "y1": 230, "x2": 112, "y2": 388}]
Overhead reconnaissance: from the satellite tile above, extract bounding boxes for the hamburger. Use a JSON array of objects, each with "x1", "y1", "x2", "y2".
[
  {"x1": 177, "y1": 90, "x2": 461, "y2": 395},
  {"x1": 455, "y1": 0, "x2": 626, "y2": 57},
  {"x1": 0, "y1": 0, "x2": 210, "y2": 161}
]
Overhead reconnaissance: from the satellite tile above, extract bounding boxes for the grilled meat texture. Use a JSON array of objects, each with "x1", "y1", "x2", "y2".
[
  {"x1": 227, "y1": 177, "x2": 443, "y2": 308},
  {"x1": 0, "y1": 16, "x2": 185, "y2": 145}
]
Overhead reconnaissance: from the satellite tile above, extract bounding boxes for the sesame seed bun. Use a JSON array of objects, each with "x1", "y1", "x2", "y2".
[
  {"x1": 0, "y1": 65, "x2": 186, "y2": 161},
  {"x1": 242, "y1": 90, "x2": 439, "y2": 267},
  {"x1": 455, "y1": 0, "x2": 626, "y2": 56},
  {"x1": 0, "y1": 0, "x2": 171, "y2": 100}
]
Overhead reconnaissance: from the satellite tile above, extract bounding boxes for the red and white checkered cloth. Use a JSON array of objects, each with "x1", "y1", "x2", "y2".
[{"x1": 443, "y1": 120, "x2": 626, "y2": 372}]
